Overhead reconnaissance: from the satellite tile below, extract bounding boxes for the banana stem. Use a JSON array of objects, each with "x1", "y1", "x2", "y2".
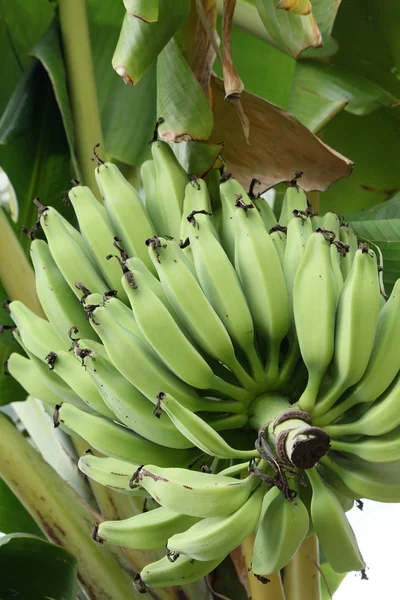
[
  {"x1": 0, "y1": 208, "x2": 44, "y2": 316},
  {"x1": 283, "y1": 536, "x2": 321, "y2": 600},
  {"x1": 241, "y1": 534, "x2": 286, "y2": 600},
  {"x1": 59, "y1": 0, "x2": 104, "y2": 195},
  {"x1": 0, "y1": 413, "x2": 138, "y2": 600}
]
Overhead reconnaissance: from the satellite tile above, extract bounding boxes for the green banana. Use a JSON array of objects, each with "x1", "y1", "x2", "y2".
[
  {"x1": 269, "y1": 226, "x2": 287, "y2": 267},
  {"x1": 316, "y1": 278, "x2": 400, "y2": 425},
  {"x1": 307, "y1": 467, "x2": 365, "y2": 573},
  {"x1": 187, "y1": 210, "x2": 263, "y2": 380},
  {"x1": 38, "y1": 204, "x2": 108, "y2": 298},
  {"x1": 252, "y1": 485, "x2": 309, "y2": 576},
  {"x1": 279, "y1": 185, "x2": 308, "y2": 227},
  {"x1": 6, "y1": 353, "x2": 61, "y2": 406},
  {"x1": 321, "y1": 212, "x2": 340, "y2": 240},
  {"x1": 135, "y1": 464, "x2": 258, "y2": 517},
  {"x1": 12, "y1": 330, "x2": 86, "y2": 409},
  {"x1": 54, "y1": 403, "x2": 194, "y2": 467},
  {"x1": 147, "y1": 236, "x2": 255, "y2": 397},
  {"x1": 167, "y1": 485, "x2": 264, "y2": 561},
  {"x1": 121, "y1": 266, "x2": 246, "y2": 396},
  {"x1": 155, "y1": 393, "x2": 256, "y2": 459},
  {"x1": 9, "y1": 301, "x2": 67, "y2": 360},
  {"x1": 320, "y1": 452, "x2": 400, "y2": 502},
  {"x1": 138, "y1": 553, "x2": 225, "y2": 589},
  {"x1": 219, "y1": 173, "x2": 239, "y2": 261},
  {"x1": 45, "y1": 349, "x2": 114, "y2": 418},
  {"x1": 96, "y1": 507, "x2": 198, "y2": 550},
  {"x1": 330, "y1": 242, "x2": 344, "y2": 300},
  {"x1": 310, "y1": 214, "x2": 322, "y2": 231},
  {"x1": 180, "y1": 177, "x2": 216, "y2": 245},
  {"x1": 253, "y1": 195, "x2": 277, "y2": 231},
  {"x1": 78, "y1": 453, "x2": 147, "y2": 495},
  {"x1": 30, "y1": 240, "x2": 97, "y2": 345},
  {"x1": 68, "y1": 184, "x2": 128, "y2": 301},
  {"x1": 79, "y1": 346, "x2": 192, "y2": 449},
  {"x1": 323, "y1": 373, "x2": 400, "y2": 437},
  {"x1": 232, "y1": 195, "x2": 290, "y2": 381},
  {"x1": 94, "y1": 162, "x2": 155, "y2": 273},
  {"x1": 313, "y1": 245, "x2": 380, "y2": 417},
  {"x1": 85, "y1": 302, "x2": 214, "y2": 411},
  {"x1": 339, "y1": 225, "x2": 352, "y2": 280},
  {"x1": 151, "y1": 140, "x2": 188, "y2": 240},
  {"x1": 330, "y1": 426, "x2": 400, "y2": 463},
  {"x1": 294, "y1": 230, "x2": 336, "y2": 413},
  {"x1": 141, "y1": 159, "x2": 165, "y2": 236}
]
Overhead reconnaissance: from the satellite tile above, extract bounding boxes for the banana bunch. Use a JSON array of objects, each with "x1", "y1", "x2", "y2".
[{"x1": 4, "y1": 139, "x2": 400, "y2": 591}]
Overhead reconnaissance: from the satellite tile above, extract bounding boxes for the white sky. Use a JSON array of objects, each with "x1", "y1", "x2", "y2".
[{"x1": 334, "y1": 500, "x2": 400, "y2": 599}]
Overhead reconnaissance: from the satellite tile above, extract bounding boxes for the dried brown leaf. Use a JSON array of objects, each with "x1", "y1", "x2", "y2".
[
  {"x1": 210, "y1": 76, "x2": 353, "y2": 192},
  {"x1": 192, "y1": 0, "x2": 219, "y2": 102}
]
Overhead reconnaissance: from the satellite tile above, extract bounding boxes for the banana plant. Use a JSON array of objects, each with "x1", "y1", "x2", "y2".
[{"x1": 1, "y1": 1, "x2": 400, "y2": 599}]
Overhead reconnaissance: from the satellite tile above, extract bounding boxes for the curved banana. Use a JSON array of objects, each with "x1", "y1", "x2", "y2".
[
  {"x1": 96, "y1": 507, "x2": 198, "y2": 550},
  {"x1": 147, "y1": 236, "x2": 255, "y2": 397},
  {"x1": 141, "y1": 159, "x2": 165, "y2": 236},
  {"x1": 316, "y1": 279, "x2": 400, "y2": 425},
  {"x1": 330, "y1": 426, "x2": 400, "y2": 463},
  {"x1": 138, "y1": 553, "x2": 226, "y2": 589},
  {"x1": 313, "y1": 245, "x2": 380, "y2": 417},
  {"x1": 307, "y1": 467, "x2": 365, "y2": 573},
  {"x1": 30, "y1": 240, "x2": 97, "y2": 345},
  {"x1": 269, "y1": 226, "x2": 287, "y2": 267},
  {"x1": 135, "y1": 464, "x2": 258, "y2": 517},
  {"x1": 78, "y1": 453, "x2": 147, "y2": 495},
  {"x1": 321, "y1": 212, "x2": 340, "y2": 240},
  {"x1": 339, "y1": 225, "x2": 352, "y2": 280},
  {"x1": 279, "y1": 185, "x2": 308, "y2": 227},
  {"x1": 320, "y1": 452, "x2": 400, "y2": 503},
  {"x1": 187, "y1": 210, "x2": 263, "y2": 381},
  {"x1": 294, "y1": 230, "x2": 336, "y2": 413},
  {"x1": 46, "y1": 350, "x2": 114, "y2": 418},
  {"x1": 151, "y1": 140, "x2": 188, "y2": 240},
  {"x1": 219, "y1": 173, "x2": 240, "y2": 261},
  {"x1": 181, "y1": 177, "x2": 216, "y2": 245},
  {"x1": 323, "y1": 372, "x2": 400, "y2": 437},
  {"x1": 155, "y1": 393, "x2": 256, "y2": 459},
  {"x1": 330, "y1": 242, "x2": 344, "y2": 300},
  {"x1": 80, "y1": 348, "x2": 192, "y2": 449},
  {"x1": 9, "y1": 300, "x2": 67, "y2": 360},
  {"x1": 12, "y1": 330, "x2": 86, "y2": 409},
  {"x1": 54, "y1": 403, "x2": 194, "y2": 467},
  {"x1": 121, "y1": 266, "x2": 244, "y2": 394},
  {"x1": 232, "y1": 195, "x2": 290, "y2": 381},
  {"x1": 167, "y1": 485, "x2": 264, "y2": 561},
  {"x1": 87, "y1": 302, "x2": 241, "y2": 412},
  {"x1": 68, "y1": 184, "x2": 128, "y2": 301},
  {"x1": 6, "y1": 352, "x2": 61, "y2": 406},
  {"x1": 253, "y1": 195, "x2": 277, "y2": 232},
  {"x1": 252, "y1": 485, "x2": 309, "y2": 576},
  {"x1": 94, "y1": 162, "x2": 155, "y2": 272},
  {"x1": 38, "y1": 204, "x2": 108, "y2": 298}
]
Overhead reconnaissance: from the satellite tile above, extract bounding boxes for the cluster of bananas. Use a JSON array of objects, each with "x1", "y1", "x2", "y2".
[{"x1": 5, "y1": 138, "x2": 400, "y2": 591}]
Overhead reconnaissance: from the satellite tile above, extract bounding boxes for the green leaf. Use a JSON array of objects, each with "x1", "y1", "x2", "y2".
[
  {"x1": 349, "y1": 219, "x2": 400, "y2": 294},
  {"x1": 345, "y1": 192, "x2": 400, "y2": 221},
  {"x1": 290, "y1": 62, "x2": 398, "y2": 133},
  {"x1": 0, "y1": 534, "x2": 77, "y2": 600},
  {"x1": 0, "y1": 61, "x2": 74, "y2": 253},
  {"x1": 112, "y1": 0, "x2": 190, "y2": 85},
  {"x1": 255, "y1": 0, "x2": 322, "y2": 58},
  {"x1": 124, "y1": 0, "x2": 159, "y2": 22},
  {"x1": 157, "y1": 37, "x2": 213, "y2": 141},
  {"x1": 88, "y1": 0, "x2": 157, "y2": 166},
  {"x1": 30, "y1": 20, "x2": 81, "y2": 179},
  {"x1": 0, "y1": 478, "x2": 43, "y2": 537},
  {"x1": 215, "y1": 18, "x2": 296, "y2": 110},
  {"x1": 0, "y1": 0, "x2": 55, "y2": 114},
  {"x1": 319, "y1": 109, "x2": 400, "y2": 215}
]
